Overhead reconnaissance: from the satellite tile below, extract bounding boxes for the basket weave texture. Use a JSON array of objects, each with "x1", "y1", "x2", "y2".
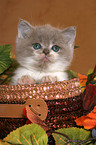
[{"x1": 0, "y1": 78, "x2": 83, "y2": 139}]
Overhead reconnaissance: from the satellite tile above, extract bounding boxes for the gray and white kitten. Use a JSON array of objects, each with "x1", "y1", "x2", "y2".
[{"x1": 11, "y1": 19, "x2": 76, "y2": 85}]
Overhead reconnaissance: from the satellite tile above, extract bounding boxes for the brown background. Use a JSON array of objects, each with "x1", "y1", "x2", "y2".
[{"x1": 0, "y1": 0, "x2": 96, "y2": 74}]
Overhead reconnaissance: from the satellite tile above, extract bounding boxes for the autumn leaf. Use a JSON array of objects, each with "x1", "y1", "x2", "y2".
[
  {"x1": 75, "y1": 106, "x2": 96, "y2": 130},
  {"x1": 0, "y1": 140, "x2": 10, "y2": 145},
  {"x1": 78, "y1": 73, "x2": 87, "y2": 92},
  {"x1": 3, "y1": 124, "x2": 48, "y2": 145},
  {"x1": 82, "y1": 84, "x2": 96, "y2": 111},
  {"x1": 87, "y1": 109, "x2": 96, "y2": 119},
  {"x1": 52, "y1": 127, "x2": 93, "y2": 145},
  {"x1": 67, "y1": 70, "x2": 78, "y2": 79},
  {"x1": 86, "y1": 65, "x2": 96, "y2": 86},
  {"x1": 68, "y1": 66, "x2": 96, "y2": 92},
  {"x1": 75, "y1": 116, "x2": 86, "y2": 126},
  {"x1": 76, "y1": 117, "x2": 96, "y2": 130},
  {"x1": 23, "y1": 106, "x2": 50, "y2": 134},
  {"x1": 93, "y1": 106, "x2": 96, "y2": 112},
  {"x1": 83, "y1": 119, "x2": 96, "y2": 130}
]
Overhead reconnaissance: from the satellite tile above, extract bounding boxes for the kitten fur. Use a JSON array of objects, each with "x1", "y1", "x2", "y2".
[{"x1": 11, "y1": 19, "x2": 76, "y2": 85}]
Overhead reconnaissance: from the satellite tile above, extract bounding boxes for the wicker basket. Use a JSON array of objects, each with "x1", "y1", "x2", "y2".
[{"x1": 0, "y1": 78, "x2": 83, "y2": 139}]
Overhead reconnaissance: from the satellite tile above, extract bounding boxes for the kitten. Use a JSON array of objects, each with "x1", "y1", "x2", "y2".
[{"x1": 11, "y1": 19, "x2": 76, "y2": 85}]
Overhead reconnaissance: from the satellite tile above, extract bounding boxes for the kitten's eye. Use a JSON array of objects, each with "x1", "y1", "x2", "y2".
[
  {"x1": 51, "y1": 45, "x2": 60, "y2": 52},
  {"x1": 32, "y1": 43, "x2": 41, "y2": 50}
]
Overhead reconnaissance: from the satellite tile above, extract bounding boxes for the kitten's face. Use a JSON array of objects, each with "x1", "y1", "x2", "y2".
[{"x1": 16, "y1": 19, "x2": 76, "y2": 72}]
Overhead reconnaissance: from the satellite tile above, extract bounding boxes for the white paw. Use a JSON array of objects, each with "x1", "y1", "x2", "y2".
[
  {"x1": 17, "y1": 75, "x2": 36, "y2": 85},
  {"x1": 40, "y1": 76, "x2": 57, "y2": 84}
]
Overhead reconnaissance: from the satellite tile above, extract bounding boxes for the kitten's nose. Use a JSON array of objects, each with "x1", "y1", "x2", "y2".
[{"x1": 43, "y1": 49, "x2": 49, "y2": 55}]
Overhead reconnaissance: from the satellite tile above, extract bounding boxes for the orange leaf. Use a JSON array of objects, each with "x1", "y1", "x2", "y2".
[
  {"x1": 78, "y1": 73, "x2": 87, "y2": 85},
  {"x1": 93, "y1": 106, "x2": 96, "y2": 113},
  {"x1": 84, "y1": 119, "x2": 96, "y2": 129},
  {"x1": 87, "y1": 112, "x2": 96, "y2": 119},
  {"x1": 75, "y1": 106, "x2": 96, "y2": 129},
  {"x1": 78, "y1": 73, "x2": 88, "y2": 92},
  {"x1": 86, "y1": 105, "x2": 96, "y2": 119},
  {"x1": 75, "y1": 116, "x2": 87, "y2": 126}
]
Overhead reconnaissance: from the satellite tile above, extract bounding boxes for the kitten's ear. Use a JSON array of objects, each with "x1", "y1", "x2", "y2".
[
  {"x1": 62, "y1": 26, "x2": 76, "y2": 47},
  {"x1": 17, "y1": 19, "x2": 33, "y2": 38}
]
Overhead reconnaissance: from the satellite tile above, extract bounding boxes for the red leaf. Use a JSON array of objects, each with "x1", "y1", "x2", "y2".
[
  {"x1": 23, "y1": 106, "x2": 50, "y2": 135},
  {"x1": 23, "y1": 107, "x2": 31, "y2": 124},
  {"x1": 82, "y1": 84, "x2": 96, "y2": 111}
]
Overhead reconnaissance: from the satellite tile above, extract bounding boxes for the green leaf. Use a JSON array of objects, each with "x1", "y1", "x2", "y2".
[
  {"x1": 86, "y1": 65, "x2": 96, "y2": 86},
  {"x1": 87, "y1": 68, "x2": 94, "y2": 75},
  {"x1": 0, "y1": 140, "x2": 10, "y2": 145},
  {"x1": 0, "y1": 59, "x2": 18, "y2": 84},
  {"x1": 52, "y1": 127, "x2": 93, "y2": 145},
  {"x1": 67, "y1": 70, "x2": 79, "y2": 79},
  {"x1": 4, "y1": 124, "x2": 48, "y2": 145},
  {"x1": 0, "y1": 44, "x2": 12, "y2": 74},
  {"x1": 74, "y1": 46, "x2": 79, "y2": 49}
]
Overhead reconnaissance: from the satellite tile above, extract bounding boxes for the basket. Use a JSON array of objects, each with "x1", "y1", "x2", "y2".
[{"x1": 0, "y1": 78, "x2": 83, "y2": 139}]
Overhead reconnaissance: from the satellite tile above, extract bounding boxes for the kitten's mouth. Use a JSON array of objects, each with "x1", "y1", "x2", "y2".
[
  {"x1": 43, "y1": 56, "x2": 49, "y2": 62},
  {"x1": 36, "y1": 54, "x2": 53, "y2": 63}
]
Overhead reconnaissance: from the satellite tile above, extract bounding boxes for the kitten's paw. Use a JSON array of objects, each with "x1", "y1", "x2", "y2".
[
  {"x1": 17, "y1": 75, "x2": 36, "y2": 85},
  {"x1": 40, "y1": 76, "x2": 57, "y2": 84}
]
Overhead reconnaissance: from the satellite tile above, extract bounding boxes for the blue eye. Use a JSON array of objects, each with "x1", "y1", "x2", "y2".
[
  {"x1": 32, "y1": 43, "x2": 41, "y2": 50},
  {"x1": 51, "y1": 45, "x2": 60, "y2": 52}
]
